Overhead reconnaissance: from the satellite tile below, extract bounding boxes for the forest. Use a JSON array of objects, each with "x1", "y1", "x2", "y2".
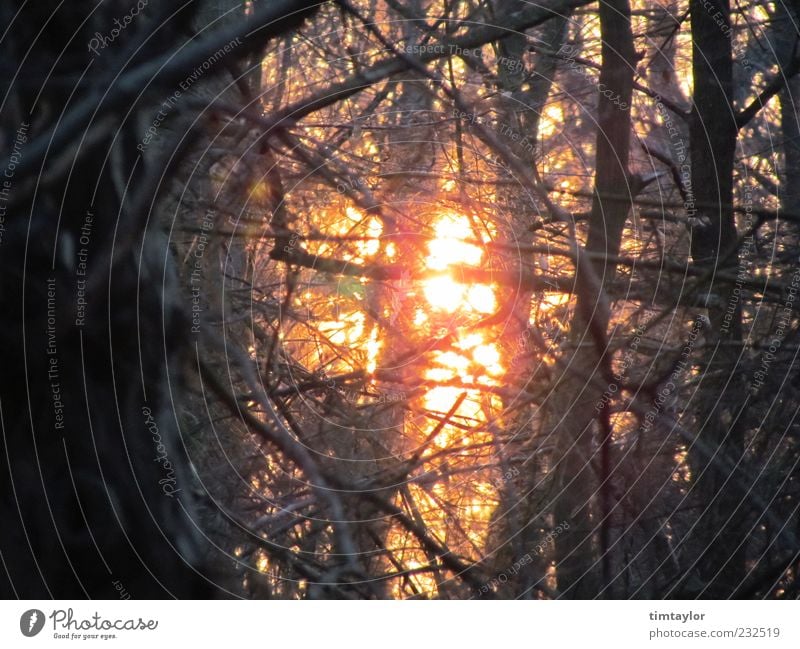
[{"x1": 1, "y1": 0, "x2": 799, "y2": 600}]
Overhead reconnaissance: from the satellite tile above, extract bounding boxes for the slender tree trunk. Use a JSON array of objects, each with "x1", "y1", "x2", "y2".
[
  {"x1": 774, "y1": 2, "x2": 800, "y2": 221},
  {"x1": 552, "y1": 0, "x2": 635, "y2": 598},
  {"x1": 487, "y1": 15, "x2": 570, "y2": 598},
  {"x1": 681, "y1": 0, "x2": 746, "y2": 597}
]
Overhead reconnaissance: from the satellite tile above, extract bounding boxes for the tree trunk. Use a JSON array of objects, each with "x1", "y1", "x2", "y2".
[
  {"x1": 552, "y1": 0, "x2": 635, "y2": 599},
  {"x1": 681, "y1": 0, "x2": 746, "y2": 598}
]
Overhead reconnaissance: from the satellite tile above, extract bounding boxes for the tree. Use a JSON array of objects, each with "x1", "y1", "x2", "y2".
[{"x1": 2, "y1": 0, "x2": 799, "y2": 600}]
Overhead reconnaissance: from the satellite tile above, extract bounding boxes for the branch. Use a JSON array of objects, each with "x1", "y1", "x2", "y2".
[
  {"x1": 255, "y1": 0, "x2": 593, "y2": 134},
  {"x1": 736, "y1": 48, "x2": 800, "y2": 130},
  {"x1": 2, "y1": 0, "x2": 323, "y2": 183},
  {"x1": 269, "y1": 244, "x2": 571, "y2": 292}
]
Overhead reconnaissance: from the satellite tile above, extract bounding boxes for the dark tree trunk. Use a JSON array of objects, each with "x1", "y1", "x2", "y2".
[
  {"x1": 681, "y1": 0, "x2": 746, "y2": 598},
  {"x1": 552, "y1": 0, "x2": 635, "y2": 599}
]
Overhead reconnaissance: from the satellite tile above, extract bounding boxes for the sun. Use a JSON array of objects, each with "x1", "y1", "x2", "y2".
[
  {"x1": 417, "y1": 210, "x2": 504, "y2": 415},
  {"x1": 425, "y1": 213, "x2": 484, "y2": 270},
  {"x1": 422, "y1": 275, "x2": 465, "y2": 313},
  {"x1": 421, "y1": 211, "x2": 497, "y2": 315},
  {"x1": 383, "y1": 208, "x2": 508, "y2": 596}
]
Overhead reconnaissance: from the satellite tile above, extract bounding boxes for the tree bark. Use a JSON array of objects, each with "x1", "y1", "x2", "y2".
[
  {"x1": 552, "y1": 0, "x2": 635, "y2": 599},
  {"x1": 681, "y1": 0, "x2": 746, "y2": 598}
]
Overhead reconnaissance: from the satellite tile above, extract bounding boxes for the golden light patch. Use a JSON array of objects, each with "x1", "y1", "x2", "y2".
[
  {"x1": 423, "y1": 275, "x2": 466, "y2": 313},
  {"x1": 425, "y1": 213, "x2": 483, "y2": 270}
]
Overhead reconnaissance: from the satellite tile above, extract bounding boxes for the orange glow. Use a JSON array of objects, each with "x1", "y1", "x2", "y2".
[
  {"x1": 456, "y1": 332, "x2": 484, "y2": 349},
  {"x1": 422, "y1": 212, "x2": 497, "y2": 315},
  {"x1": 425, "y1": 213, "x2": 483, "y2": 270},
  {"x1": 365, "y1": 325, "x2": 382, "y2": 374},
  {"x1": 302, "y1": 205, "x2": 508, "y2": 598},
  {"x1": 319, "y1": 311, "x2": 365, "y2": 345},
  {"x1": 247, "y1": 1, "x2": 752, "y2": 599},
  {"x1": 473, "y1": 344, "x2": 502, "y2": 375},
  {"x1": 431, "y1": 351, "x2": 470, "y2": 376},
  {"x1": 466, "y1": 284, "x2": 497, "y2": 313},
  {"x1": 423, "y1": 275, "x2": 465, "y2": 312},
  {"x1": 418, "y1": 211, "x2": 503, "y2": 453},
  {"x1": 540, "y1": 104, "x2": 563, "y2": 137}
]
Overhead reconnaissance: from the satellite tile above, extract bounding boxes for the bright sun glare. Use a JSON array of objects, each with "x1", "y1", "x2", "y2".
[
  {"x1": 317, "y1": 208, "x2": 508, "y2": 597},
  {"x1": 422, "y1": 212, "x2": 497, "y2": 315},
  {"x1": 418, "y1": 211, "x2": 503, "y2": 420}
]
